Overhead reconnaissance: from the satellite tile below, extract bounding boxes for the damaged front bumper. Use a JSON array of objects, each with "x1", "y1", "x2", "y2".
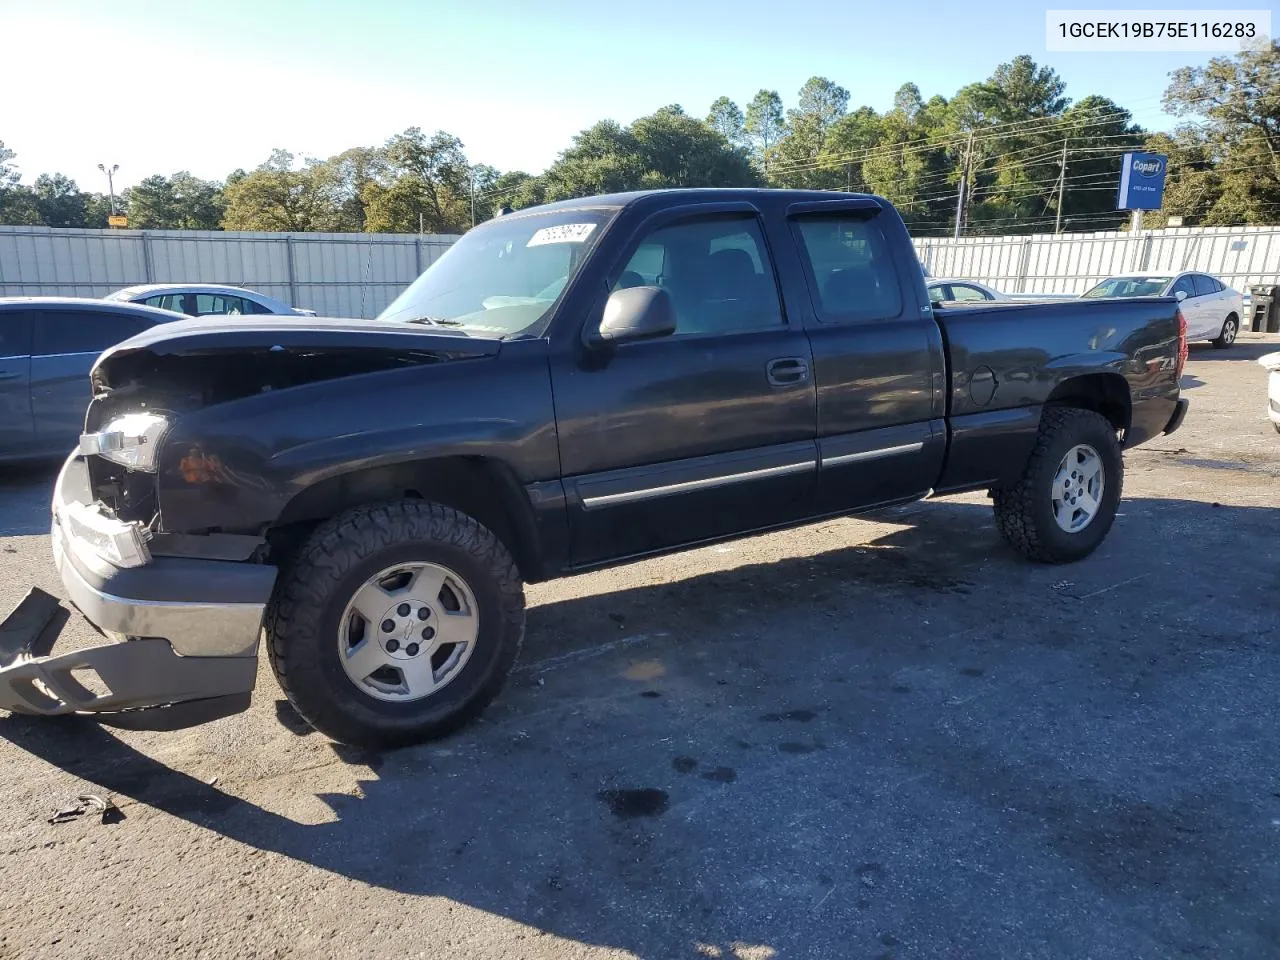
[{"x1": 0, "y1": 454, "x2": 276, "y2": 729}]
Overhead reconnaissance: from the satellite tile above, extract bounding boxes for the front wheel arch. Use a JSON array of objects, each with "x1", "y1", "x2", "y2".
[{"x1": 266, "y1": 456, "x2": 546, "y2": 581}]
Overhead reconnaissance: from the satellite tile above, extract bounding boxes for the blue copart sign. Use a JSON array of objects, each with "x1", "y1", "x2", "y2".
[{"x1": 1116, "y1": 152, "x2": 1167, "y2": 210}]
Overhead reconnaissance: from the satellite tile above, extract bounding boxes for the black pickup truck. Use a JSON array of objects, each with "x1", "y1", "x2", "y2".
[{"x1": 0, "y1": 189, "x2": 1189, "y2": 747}]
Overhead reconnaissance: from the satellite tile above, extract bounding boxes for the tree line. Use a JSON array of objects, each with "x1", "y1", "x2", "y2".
[{"x1": 2, "y1": 45, "x2": 1277, "y2": 237}]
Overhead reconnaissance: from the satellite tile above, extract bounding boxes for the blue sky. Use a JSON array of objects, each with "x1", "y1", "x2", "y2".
[{"x1": 4, "y1": 0, "x2": 1243, "y2": 193}]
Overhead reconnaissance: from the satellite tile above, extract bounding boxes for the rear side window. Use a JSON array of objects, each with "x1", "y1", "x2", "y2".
[
  {"x1": 0, "y1": 310, "x2": 33, "y2": 357},
  {"x1": 1192, "y1": 275, "x2": 1218, "y2": 296},
  {"x1": 949, "y1": 283, "x2": 991, "y2": 302},
  {"x1": 195, "y1": 294, "x2": 250, "y2": 316},
  {"x1": 33, "y1": 311, "x2": 148, "y2": 356},
  {"x1": 791, "y1": 214, "x2": 904, "y2": 322}
]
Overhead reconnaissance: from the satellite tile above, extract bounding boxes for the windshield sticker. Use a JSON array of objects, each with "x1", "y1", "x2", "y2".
[{"x1": 527, "y1": 223, "x2": 597, "y2": 247}]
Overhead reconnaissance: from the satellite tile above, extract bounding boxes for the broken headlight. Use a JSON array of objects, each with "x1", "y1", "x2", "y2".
[{"x1": 79, "y1": 412, "x2": 170, "y2": 472}]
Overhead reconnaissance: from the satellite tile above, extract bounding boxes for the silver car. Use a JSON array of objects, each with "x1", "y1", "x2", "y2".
[
  {"x1": 1080, "y1": 271, "x2": 1244, "y2": 348},
  {"x1": 104, "y1": 283, "x2": 317, "y2": 318}
]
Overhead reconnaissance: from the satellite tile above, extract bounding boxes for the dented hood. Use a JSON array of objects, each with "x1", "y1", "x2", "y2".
[{"x1": 97, "y1": 314, "x2": 502, "y2": 364}]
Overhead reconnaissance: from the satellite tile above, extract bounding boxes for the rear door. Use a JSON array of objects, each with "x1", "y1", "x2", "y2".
[
  {"x1": 30, "y1": 307, "x2": 156, "y2": 449},
  {"x1": 550, "y1": 203, "x2": 819, "y2": 566},
  {"x1": 1192, "y1": 274, "x2": 1227, "y2": 337},
  {"x1": 779, "y1": 198, "x2": 947, "y2": 513},
  {"x1": 0, "y1": 309, "x2": 34, "y2": 456}
]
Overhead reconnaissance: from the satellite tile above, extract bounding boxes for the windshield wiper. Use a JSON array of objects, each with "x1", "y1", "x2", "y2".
[{"x1": 402, "y1": 315, "x2": 472, "y2": 335}]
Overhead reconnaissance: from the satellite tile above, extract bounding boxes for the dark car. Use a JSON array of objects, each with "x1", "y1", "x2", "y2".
[
  {"x1": 0, "y1": 297, "x2": 187, "y2": 464},
  {"x1": 2, "y1": 189, "x2": 1189, "y2": 748}
]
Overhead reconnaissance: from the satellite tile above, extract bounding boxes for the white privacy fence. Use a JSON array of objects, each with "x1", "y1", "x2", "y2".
[
  {"x1": 913, "y1": 225, "x2": 1280, "y2": 296},
  {"x1": 4, "y1": 222, "x2": 1280, "y2": 320},
  {"x1": 0, "y1": 226, "x2": 461, "y2": 319}
]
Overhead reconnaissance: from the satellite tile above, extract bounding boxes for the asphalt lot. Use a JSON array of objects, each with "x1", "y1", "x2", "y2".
[{"x1": 1, "y1": 336, "x2": 1278, "y2": 960}]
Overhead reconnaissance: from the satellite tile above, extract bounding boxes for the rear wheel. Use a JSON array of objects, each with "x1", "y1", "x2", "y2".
[
  {"x1": 992, "y1": 407, "x2": 1123, "y2": 563},
  {"x1": 266, "y1": 500, "x2": 525, "y2": 748},
  {"x1": 1211, "y1": 314, "x2": 1239, "y2": 349}
]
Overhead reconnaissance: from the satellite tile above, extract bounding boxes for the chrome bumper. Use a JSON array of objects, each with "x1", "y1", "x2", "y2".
[
  {"x1": 51, "y1": 509, "x2": 268, "y2": 659},
  {"x1": 0, "y1": 454, "x2": 276, "y2": 727}
]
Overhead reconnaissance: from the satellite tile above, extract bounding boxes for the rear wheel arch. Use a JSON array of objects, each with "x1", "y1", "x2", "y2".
[
  {"x1": 267, "y1": 456, "x2": 545, "y2": 581},
  {"x1": 1212, "y1": 313, "x2": 1239, "y2": 349},
  {"x1": 1043, "y1": 373, "x2": 1131, "y2": 436}
]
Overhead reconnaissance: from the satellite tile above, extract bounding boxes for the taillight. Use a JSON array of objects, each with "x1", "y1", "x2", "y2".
[{"x1": 1175, "y1": 307, "x2": 1188, "y2": 378}]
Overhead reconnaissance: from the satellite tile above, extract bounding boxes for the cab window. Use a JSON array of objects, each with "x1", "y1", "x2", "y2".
[
  {"x1": 791, "y1": 214, "x2": 904, "y2": 323},
  {"x1": 612, "y1": 214, "x2": 784, "y2": 336}
]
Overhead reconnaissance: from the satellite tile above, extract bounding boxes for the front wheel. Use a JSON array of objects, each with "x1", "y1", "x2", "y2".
[
  {"x1": 265, "y1": 500, "x2": 525, "y2": 748},
  {"x1": 992, "y1": 407, "x2": 1124, "y2": 563},
  {"x1": 1211, "y1": 314, "x2": 1239, "y2": 349}
]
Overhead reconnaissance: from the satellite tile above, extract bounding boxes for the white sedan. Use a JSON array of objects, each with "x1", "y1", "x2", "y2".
[
  {"x1": 104, "y1": 283, "x2": 317, "y2": 318},
  {"x1": 1080, "y1": 271, "x2": 1244, "y2": 348},
  {"x1": 1259, "y1": 350, "x2": 1280, "y2": 434},
  {"x1": 926, "y1": 278, "x2": 1010, "y2": 305}
]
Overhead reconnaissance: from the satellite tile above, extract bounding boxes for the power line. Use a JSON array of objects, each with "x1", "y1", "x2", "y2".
[
  {"x1": 471, "y1": 86, "x2": 1280, "y2": 221},
  {"x1": 727, "y1": 86, "x2": 1280, "y2": 179}
]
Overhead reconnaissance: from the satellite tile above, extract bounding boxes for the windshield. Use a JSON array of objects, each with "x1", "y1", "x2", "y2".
[
  {"x1": 377, "y1": 208, "x2": 615, "y2": 336},
  {"x1": 1081, "y1": 276, "x2": 1172, "y2": 299},
  {"x1": 103, "y1": 287, "x2": 146, "y2": 301}
]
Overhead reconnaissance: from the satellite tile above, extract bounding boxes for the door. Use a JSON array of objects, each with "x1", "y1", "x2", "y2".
[
  {"x1": 0, "y1": 309, "x2": 34, "y2": 457},
  {"x1": 781, "y1": 200, "x2": 947, "y2": 513},
  {"x1": 1192, "y1": 274, "x2": 1227, "y2": 338},
  {"x1": 1170, "y1": 275, "x2": 1212, "y2": 340},
  {"x1": 551, "y1": 206, "x2": 818, "y2": 566},
  {"x1": 30, "y1": 308, "x2": 153, "y2": 450}
]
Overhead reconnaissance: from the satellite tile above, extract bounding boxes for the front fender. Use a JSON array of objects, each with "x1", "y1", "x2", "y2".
[{"x1": 154, "y1": 343, "x2": 558, "y2": 535}]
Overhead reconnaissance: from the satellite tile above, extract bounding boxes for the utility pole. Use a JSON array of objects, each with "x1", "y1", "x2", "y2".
[
  {"x1": 953, "y1": 130, "x2": 974, "y2": 240},
  {"x1": 1054, "y1": 138, "x2": 1069, "y2": 234},
  {"x1": 97, "y1": 163, "x2": 119, "y2": 215},
  {"x1": 470, "y1": 173, "x2": 477, "y2": 228}
]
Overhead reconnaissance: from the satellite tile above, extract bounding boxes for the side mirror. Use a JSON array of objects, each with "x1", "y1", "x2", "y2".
[
  {"x1": 590, "y1": 285, "x2": 676, "y2": 345},
  {"x1": 1175, "y1": 290, "x2": 1188, "y2": 302}
]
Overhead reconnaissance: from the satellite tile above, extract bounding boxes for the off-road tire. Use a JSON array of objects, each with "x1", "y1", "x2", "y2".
[
  {"x1": 992, "y1": 407, "x2": 1123, "y2": 564},
  {"x1": 265, "y1": 500, "x2": 525, "y2": 748}
]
